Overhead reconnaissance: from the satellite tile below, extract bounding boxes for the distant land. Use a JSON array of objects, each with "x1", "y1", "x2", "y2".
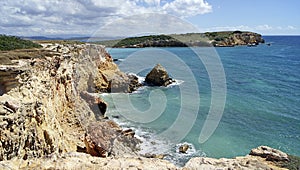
[
  {"x1": 19, "y1": 31, "x2": 265, "y2": 48},
  {"x1": 97, "y1": 31, "x2": 265, "y2": 48}
]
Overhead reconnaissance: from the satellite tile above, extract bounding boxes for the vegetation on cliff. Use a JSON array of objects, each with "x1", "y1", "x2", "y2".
[
  {"x1": 98, "y1": 31, "x2": 264, "y2": 48},
  {"x1": 0, "y1": 34, "x2": 41, "y2": 51}
]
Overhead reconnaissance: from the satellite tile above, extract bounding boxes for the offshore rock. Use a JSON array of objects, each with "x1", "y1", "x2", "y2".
[
  {"x1": 179, "y1": 144, "x2": 190, "y2": 154},
  {"x1": 145, "y1": 63, "x2": 174, "y2": 86}
]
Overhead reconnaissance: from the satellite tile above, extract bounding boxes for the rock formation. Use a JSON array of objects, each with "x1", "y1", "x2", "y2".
[
  {"x1": 84, "y1": 121, "x2": 140, "y2": 157},
  {"x1": 249, "y1": 145, "x2": 290, "y2": 162},
  {"x1": 94, "y1": 55, "x2": 142, "y2": 93},
  {"x1": 100, "y1": 31, "x2": 264, "y2": 48},
  {"x1": 184, "y1": 146, "x2": 292, "y2": 170},
  {"x1": 145, "y1": 64, "x2": 174, "y2": 86},
  {"x1": 0, "y1": 42, "x2": 295, "y2": 170},
  {"x1": 0, "y1": 43, "x2": 140, "y2": 162},
  {"x1": 212, "y1": 31, "x2": 265, "y2": 47},
  {"x1": 179, "y1": 144, "x2": 190, "y2": 154},
  {"x1": 0, "y1": 145, "x2": 293, "y2": 169}
]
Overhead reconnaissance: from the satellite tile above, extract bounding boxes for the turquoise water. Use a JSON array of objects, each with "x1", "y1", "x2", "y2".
[{"x1": 102, "y1": 36, "x2": 300, "y2": 165}]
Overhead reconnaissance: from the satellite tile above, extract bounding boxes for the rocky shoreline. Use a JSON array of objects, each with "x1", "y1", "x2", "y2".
[{"x1": 0, "y1": 42, "x2": 296, "y2": 169}]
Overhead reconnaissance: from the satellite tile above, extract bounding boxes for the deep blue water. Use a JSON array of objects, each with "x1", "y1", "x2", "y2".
[{"x1": 102, "y1": 36, "x2": 300, "y2": 165}]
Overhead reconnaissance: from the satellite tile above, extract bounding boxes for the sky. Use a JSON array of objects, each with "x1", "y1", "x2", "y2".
[{"x1": 0, "y1": 0, "x2": 299, "y2": 37}]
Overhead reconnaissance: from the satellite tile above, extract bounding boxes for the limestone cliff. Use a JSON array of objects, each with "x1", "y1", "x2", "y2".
[
  {"x1": 0, "y1": 42, "x2": 295, "y2": 170},
  {"x1": 0, "y1": 43, "x2": 139, "y2": 161}
]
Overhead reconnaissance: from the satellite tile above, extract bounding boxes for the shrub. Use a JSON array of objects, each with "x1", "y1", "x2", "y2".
[{"x1": 0, "y1": 34, "x2": 41, "y2": 51}]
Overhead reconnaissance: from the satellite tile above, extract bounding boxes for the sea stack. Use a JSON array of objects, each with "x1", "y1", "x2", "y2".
[{"x1": 145, "y1": 64, "x2": 174, "y2": 86}]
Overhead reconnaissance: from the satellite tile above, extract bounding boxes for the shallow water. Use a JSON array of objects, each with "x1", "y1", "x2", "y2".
[{"x1": 102, "y1": 36, "x2": 300, "y2": 165}]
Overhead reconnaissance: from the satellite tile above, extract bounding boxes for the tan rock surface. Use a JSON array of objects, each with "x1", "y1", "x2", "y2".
[
  {"x1": 0, "y1": 43, "x2": 139, "y2": 161},
  {"x1": 249, "y1": 145, "x2": 289, "y2": 162},
  {"x1": 184, "y1": 155, "x2": 288, "y2": 170},
  {"x1": 0, "y1": 152, "x2": 178, "y2": 170},
  {"x1": 0, "y1": 43, "x2": 291, "y2": 170},
  {"x1": 145, "y1": 63, "x2": 174, "y2": 86}
]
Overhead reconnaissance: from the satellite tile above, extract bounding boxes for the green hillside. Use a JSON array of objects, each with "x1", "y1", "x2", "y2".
[
  {"x1": 97, "y1": 31, "x2": 264, "y2": 48},
  {"x1": 0, "y1": 34, "x2": 41, "y2": 51}
]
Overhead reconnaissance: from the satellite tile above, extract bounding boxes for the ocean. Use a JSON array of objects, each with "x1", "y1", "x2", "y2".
[{"x1": 101, "y1": 36, "x2": 300, "y2": 166}]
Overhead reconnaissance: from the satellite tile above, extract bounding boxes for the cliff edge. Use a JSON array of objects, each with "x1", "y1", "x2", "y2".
[{"x1": 0, "y1": 42, "x2": 296, "y2": 170}]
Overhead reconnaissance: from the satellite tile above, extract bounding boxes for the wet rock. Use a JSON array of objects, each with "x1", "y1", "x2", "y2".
[
  {"x1": 112, "y1": 115, "x2": 120, "y2": 119},
  {"x1": 145, "y1": 64, "x2": 174, "y2": 86},
  {"x1": 179, "y1": 144, "x2": 190, "y2": 154},
  {"x1": 122, "y1": 128, "x2": 135, "y2": 137},
  {"x1": 249, "y1": 145, "x2": 290, "y2": 162}
]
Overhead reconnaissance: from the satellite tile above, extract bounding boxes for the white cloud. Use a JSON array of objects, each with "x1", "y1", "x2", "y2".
[
  {"x1": 287, "y1": 25, "x2": 296, "y2": 30},
  {"x1": 255, "y1": 24, "x2": 273, "y2": 31},
  {"x1": 0, "y1": 0, "x2": 212, "y2": 36},
  {"x1": 95, "y1": 13, "x2": 199, "y2": 38},
  {"x1": 199, "y1": 25, "x2": 251, "y2": 32},
  {"x1": 162, "y1": 0, "x2": 212, "y2": 17}
]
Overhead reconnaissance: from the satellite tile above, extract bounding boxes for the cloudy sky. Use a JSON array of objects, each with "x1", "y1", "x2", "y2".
[{"x1": 0, "y1": 0, "x2": 299, "y2": 37}]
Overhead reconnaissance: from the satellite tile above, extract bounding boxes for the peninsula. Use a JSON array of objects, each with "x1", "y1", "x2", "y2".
[{"x1": 98, "y1": 31, "x2": 265, "y2": 48}]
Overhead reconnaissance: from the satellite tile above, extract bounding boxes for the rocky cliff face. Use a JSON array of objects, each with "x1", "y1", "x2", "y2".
[
  {"x1": 211, "y1": 31, "x2": 265, "y2": 47},
  {"x1": 0, "y1": 43, "x2": 139, "y2": 162},
  {"x1": 0, "y1": 42, "x2": 294, "y2": 169}
]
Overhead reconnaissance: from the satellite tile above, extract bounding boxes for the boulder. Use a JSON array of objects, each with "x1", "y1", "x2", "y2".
[
  {"x1": 179, "y1": 144, "x2": 189, "y2": 154},
  {"x1": 249, "y1": 146, "x2": 290, "y2": 162},
  {"x1": 84, "y1": 121, "x2": 140, "y2": 158},
  {"x1": 145, "y1": 64, "x2": 174, "y2": 86}
]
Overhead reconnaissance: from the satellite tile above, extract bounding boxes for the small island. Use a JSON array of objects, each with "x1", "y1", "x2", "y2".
[{"x1": 98, "y1": 31, "x2": 265, "y2": 48}]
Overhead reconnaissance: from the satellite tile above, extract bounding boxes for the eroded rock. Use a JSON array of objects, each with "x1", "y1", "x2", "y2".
[
  {"x1": 94, "y1": 61, "x2": 142, "y2": 93},
  {"x1": 80, "y1": 91, "x2": 107, "y2": 119},
  {"x1": 145, "y1": 63, "x2": 174, "y2": 86},
  {"x1": 179, "y1": 144, "x2": 190, "y2": 154},
  {"x1": 0, "y1": 43, "x2": 122, "y2": 161},
  {"x1": 250, "y1": 146, "x2": 290, "y2": 162},
  {"x1": 84, "y1": 121, "x2": 140, "y2": 157}
]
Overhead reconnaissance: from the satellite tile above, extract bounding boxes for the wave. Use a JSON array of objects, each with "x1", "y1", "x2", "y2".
[
  {"x1": 108, "y1": 113, "x2": 205, "y2": 166},
  {"x1": 128, "y1": 72, "x2": 184, "y2": 87}
]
